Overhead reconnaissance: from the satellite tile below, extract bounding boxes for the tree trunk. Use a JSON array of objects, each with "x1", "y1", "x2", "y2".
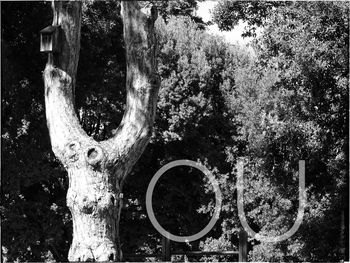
[{"x1": 43, "y1": 1, "x2": 160, "y2": 261}]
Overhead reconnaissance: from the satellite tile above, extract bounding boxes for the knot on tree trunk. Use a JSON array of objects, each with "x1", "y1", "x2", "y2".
[
  {"x1": 44, "y1": 65, "x2": 72, "y2": 91},
  {"x1": 85, "y1": 145, "x2": 105, "y2": 168},
  {"x1": 63, "y1": 140, "x2": 107, "y2": 169},
  {"x1": 66, "y1": 140, "x2": 81, "y2": 163},
  {"x1": 68, "y1": 192, "x2": 119, "y2": 214}
]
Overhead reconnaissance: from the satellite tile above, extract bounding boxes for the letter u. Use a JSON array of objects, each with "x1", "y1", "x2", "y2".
[{"x1": 237, "y1": 160, "x2": 306, "y2": 242}]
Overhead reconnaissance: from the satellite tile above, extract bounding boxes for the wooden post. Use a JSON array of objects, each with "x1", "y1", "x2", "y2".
[
  {"x1": 239, "y1": 230, "x2": 248, "y2": 262},
  {"x1": 162, "y1": 235, "x2": 171, "y2": 261}
]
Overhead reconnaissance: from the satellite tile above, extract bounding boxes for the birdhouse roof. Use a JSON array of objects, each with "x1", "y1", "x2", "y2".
[{"x1": 40, "y1": 25, "x2": 59, "y2": 34}]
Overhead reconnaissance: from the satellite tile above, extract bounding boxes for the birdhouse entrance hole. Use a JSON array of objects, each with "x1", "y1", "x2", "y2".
[{"x1": 40, "y1": 25, "x2": 61, "y2": 53}]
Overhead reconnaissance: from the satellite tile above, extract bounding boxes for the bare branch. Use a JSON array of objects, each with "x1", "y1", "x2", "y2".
[
  {"x1": 44, "y1": 1, "x2": 160, "y2": 175},
  {"x1": 43, "y1": 1, "x2": 88, "y2": 163},
  {"x1": 102, "y1": 1, "x2": 160, "y2": 176}
]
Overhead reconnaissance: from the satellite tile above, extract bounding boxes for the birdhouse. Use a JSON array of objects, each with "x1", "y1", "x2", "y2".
[{"x1": 40, "y1": 25, "x2": 61, "y2": 53}]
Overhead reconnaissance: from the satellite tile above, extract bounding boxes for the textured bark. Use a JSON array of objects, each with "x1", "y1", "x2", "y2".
[{"x1": 43, "y1": 1, "x2": 159, "y2": 261}]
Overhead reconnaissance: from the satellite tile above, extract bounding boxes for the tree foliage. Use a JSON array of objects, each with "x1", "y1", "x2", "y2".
[
  {"x1": 120, "y1": 15, "x2": 247, "y2": 257},
  {"x1": 213, "y1": 1, "x2": 349, "y2": 261},
  {"x1": 1, "y1": 1, "x2": 348, "y2": 262},
  {"x1": 212, "y1": 0, "x2": 283, "y2": 36}
]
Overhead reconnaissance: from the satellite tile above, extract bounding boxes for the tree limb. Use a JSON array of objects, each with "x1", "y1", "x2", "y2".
[
  {"x1": 44, "y1": 0, "x2": 160, "y2": 177},
  {"x1": 43, "y1": 1, "x2": 88, "y2": 164},
  {"x1": 102, "y1": 1, "x2": 160, "y2": 178}
]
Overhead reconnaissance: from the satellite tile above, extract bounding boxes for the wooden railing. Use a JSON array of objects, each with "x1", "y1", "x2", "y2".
[{"x1": 123, "y1": 230, "x2": 248, "y2": 262}]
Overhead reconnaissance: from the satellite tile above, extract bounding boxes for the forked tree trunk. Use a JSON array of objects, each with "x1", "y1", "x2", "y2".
[{"x1": 43, "y1": 1, "x2": 160, "y2": 261}]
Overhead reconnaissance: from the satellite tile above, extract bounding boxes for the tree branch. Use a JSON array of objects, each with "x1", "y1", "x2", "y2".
[
  {"x1": 44, "y1": 1, "x2": 160, "y2": 174},
  {"x1": 43, "y1": 1, "x2": 88, "y2": 164},
  {"x1": 102, "y1": 1, "x2": 160, "y2": 177}
]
